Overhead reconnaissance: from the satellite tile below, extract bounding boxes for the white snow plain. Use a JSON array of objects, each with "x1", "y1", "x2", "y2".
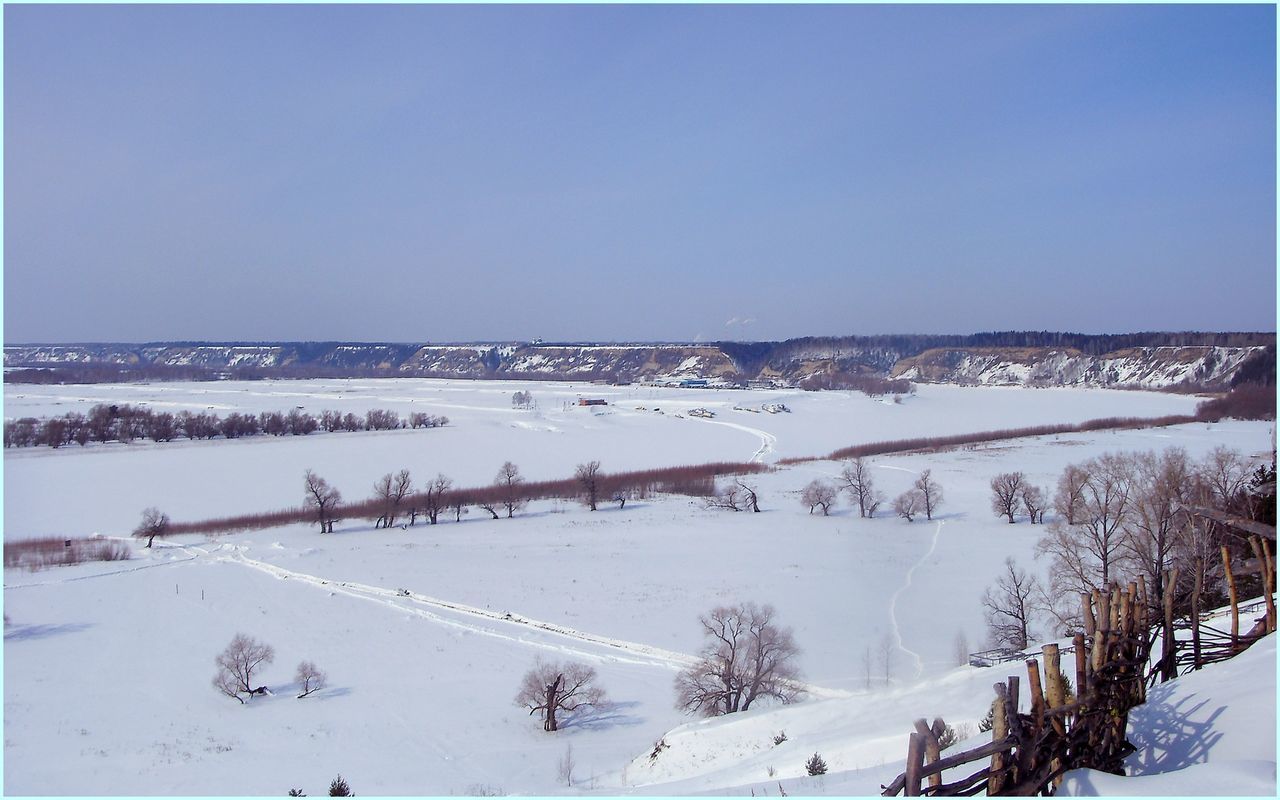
[{"x1": 2, "y1": 378, "x2": 1273, "y2": 795}]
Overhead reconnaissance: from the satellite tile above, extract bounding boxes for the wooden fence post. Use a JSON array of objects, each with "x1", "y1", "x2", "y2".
[
  {"x1": 1248, "y1": 536, "x2": 1276, "y2": 633},
  {"x1": 1161, "y1": 567, "x2": 1179, "y2": 682},
  {"x1": 904, "y1": 732, "x2": 924, "y2": 796},
  {"x1": 1222, "y1": 546, "x2": 1239, "y2": 645},
  {"x1": 1073, "y1": 633, "x2": 1088, "y2": 704},
  {"x1": 1191, "y1": 564, "x2": 1203, "y2": 670},
  {"x1": 990, "y1": 685, "x2": 1010, "y2": 794},
  {"x1": 913, "y1": 719, "x2": 941, "y2": 791}
]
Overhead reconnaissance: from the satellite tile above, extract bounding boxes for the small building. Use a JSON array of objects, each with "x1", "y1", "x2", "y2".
[
  {"x1": 577, "y1": 398, "x2": 608, "y2": 406},
  {"x1": 678, "y1": 378, "x2": 709, "y2": 388}
]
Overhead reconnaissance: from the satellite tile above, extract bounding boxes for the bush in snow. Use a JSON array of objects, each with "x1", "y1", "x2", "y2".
[
  {"x1": 804, "y1": 752, "x2": 827, "y2": 776},
  {"x1": 212, "y1": 633, "x2": 275, "y2": 704},
  {"x1": 295, "y1": 661, "x2": 327, "y2": 698},
  {"x1": 800, "y1": 479, "x2": 837, "y2": 515},
  {"x1": 772, "y1": 730, "x2": 788, "y2": 746}
]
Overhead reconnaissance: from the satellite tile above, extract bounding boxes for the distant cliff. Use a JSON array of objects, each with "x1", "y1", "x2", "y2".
[{"x1": 4, "y1": 332, "x2": 1274, "y2": 390}]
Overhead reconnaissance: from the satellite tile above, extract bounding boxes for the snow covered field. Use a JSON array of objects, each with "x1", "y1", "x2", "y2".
[{"x1": 2, "y1": 378, "x2": 1273, "y2": 795}]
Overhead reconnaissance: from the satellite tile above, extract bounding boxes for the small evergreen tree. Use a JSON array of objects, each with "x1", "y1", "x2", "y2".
[
  {"x1": 805, "y1": 753, "x2": 828, "y2": 776},
  {"x1": 328, "y1": 776, "x2": 352, "y2": 797},
  {"x1": 288, "y1": 790, "x2": 306, "y2": 797},
  {"x1": 978, "y1": 702, "x2": 995, "y2": 733}
]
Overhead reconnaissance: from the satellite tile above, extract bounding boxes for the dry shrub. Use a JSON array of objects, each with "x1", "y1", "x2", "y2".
[
  {"x1": 4, "y1": 537, "x2": 131, "y2": 571},
  {"x1": 1196, "y1": 384, "x2": 1276, "y2": 422}
]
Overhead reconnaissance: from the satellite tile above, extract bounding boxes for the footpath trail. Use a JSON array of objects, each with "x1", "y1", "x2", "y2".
[{"x1": 888, "y1": 519, "x2": 946, "y2": 682}]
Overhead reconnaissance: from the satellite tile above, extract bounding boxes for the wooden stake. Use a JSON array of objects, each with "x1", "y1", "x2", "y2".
[
  {"x1": 904, "y1": 732, "x2": 924, "y2": 796},
  {"x1": 1249, "y1": 536, "x2": 1276, "y2": 633},
  {"x1": 1073, "y1": 634, "x2": 1088, "y2": 705},
  {"x1": 1161, "y1": 567, "x2": 1179, "y2": 683},
  {"x1": 1081, "y1": 592, "x2": 1096, "y2": 636},
  {"x1": 1026, "y1": 658, "x2": 1045, "y2": 733},
  {"x1": 913, "y1": 719, "x2": 941, "y2": 791},
  {"x1": 990, "y1": 686, "x2": 1009, "y2": 794},
  {"x1": 1222, "y1": 546, "x2": 1239, "y2": 644},
  {"x1": 1191, "y1": 564, "x2": 1203, "y2": 670}
]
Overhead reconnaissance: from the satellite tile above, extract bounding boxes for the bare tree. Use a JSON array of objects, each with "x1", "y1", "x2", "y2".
[
  {"x1": 495, "y1": 461, "x2": 527, "y2": 518},
  {"x1": 213, "y1": 633, "x2": 275, "y2": 704},
  {"x1": 862, "y1": 643, "x2": 873, "y2": 690},
  {"x1": 515, "y1": 657, "x2": 606, "y2": 732},
  {"x1": 1123, "y1": 449, "x2": 1193, "y2": 613},
  {"x1": 304, "y1": 469, "x2": 342, "y2": 533},
  {"x1": 674, "y1": 602, "x2": 803, "y2": 716},
  {"x1": 1036, "y1": 453, "x2": 1135, "y2": 627},
  {"x1": 576, "y1": 461, "x2": 602, "y2": 511},
  {"x1": 839, "y1": 458, "x2": 883, "y2": 518},
  {"x1": 982, "y1": 557, "x2": 1040, "y2": 650},
  {"x1": 800, "y1": 479, "x2": 837, "y2": 516},
  {"x1": 295, "y1": 660, "x2": 327, "y2": 698},
  {"x1": 990, "y1": 472, "x2": 1025, "y2": 523},
  {"x1": 133, "y1": 506, "x2": 170, "y2": 548},
  {"x1": 1022, "y1": 485, "x2": 1047, "y2": 524},
  {"x1": 557, "y1": 742, "x2": 576, "y2": 787},
  {"x1": 705, "y1": 482, "x2": 743, "y2": 511},
  {"x1": 373, "y1": 469, "x2": 413, "y2": 528},
  {"x1": 893, "y1": 488, "x2": 925, "y2": 522},
  {"x1": 953, "y1": 629, "x2": 970, "y2": 666},
  {"x1": 737, "y1": 479, "x2": 763, "y2": 513},
  {"x1": 423, "y1": 473, "x2": 452, "y2": 525},
  {"x1": 914, "y1": 469, "x2": 943, "y2": 520},
  {"x1": 1053, "y1": 464, "x2": 1090, "y2": 525},
  {"x1": 880, "y1": 633, "x2": 895, "y2": 685}
]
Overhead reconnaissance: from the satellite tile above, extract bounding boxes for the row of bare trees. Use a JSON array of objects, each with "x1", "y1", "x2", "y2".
[
  {"x1": 798, "y1": 461, "x2": 944, "y2": 522},
  {"x1": 286, "y1": 461, "x2": 769, "y2": 537},
  {"x1": 4, "y1": 403, "x2": 446, "y2": 448},
  {"x1": 983, "y1": 445, "x2": 1274, "y2": 650}
]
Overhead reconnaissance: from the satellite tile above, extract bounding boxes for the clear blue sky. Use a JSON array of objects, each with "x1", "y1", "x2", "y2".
[{"x1": 4, "y1": 4, "x2": 1275, "y2": 343}]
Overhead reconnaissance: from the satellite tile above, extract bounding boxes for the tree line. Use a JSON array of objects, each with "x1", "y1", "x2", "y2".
[
  {"x1": 3, "y1": 403, "x2": 447, "y2": 448},
  {"x1": 982, "y1": 444, "x2": 1275, "y2": 658},
  {"x1": 155, "y1": 460, "x2": 769, "y2": 537}
]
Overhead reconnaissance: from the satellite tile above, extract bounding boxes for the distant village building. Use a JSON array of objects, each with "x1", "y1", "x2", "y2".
[{"x1": 577, "y1": 398, "x2": 608, "y2": 406}]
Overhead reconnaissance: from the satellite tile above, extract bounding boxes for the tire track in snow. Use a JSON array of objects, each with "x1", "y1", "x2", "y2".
[
  {"x1": 187, "y1": 543, "x2": 850, "y2": 700},
  {"x1": 888, "y1": 519, "x2": 945, "y2": 682}
]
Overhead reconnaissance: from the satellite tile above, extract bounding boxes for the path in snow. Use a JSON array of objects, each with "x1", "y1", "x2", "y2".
[
  {"x1": 698, "y1": 418, "x2": 777, "y2": 463},
  {"x1": 888, "y1": 519, "x2": 946, "y2": 682}
]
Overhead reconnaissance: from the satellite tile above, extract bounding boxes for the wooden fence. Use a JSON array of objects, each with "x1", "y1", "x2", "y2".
[
  {"x1": 882, "y1": 544, "x2": 1276, "y2": 798},
  {"x1": 882, "y1": 584, "x2": 1150, "y2": 796}
]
